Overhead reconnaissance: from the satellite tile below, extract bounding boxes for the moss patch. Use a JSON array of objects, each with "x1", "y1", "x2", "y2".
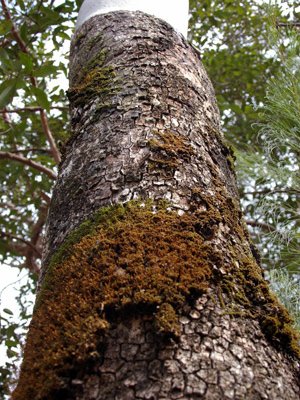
[
  {"x1": 13, "y1": 201, "x2": 216, "y2": 399},
  {"x1": 148, "y1": 130, "x2": 195, "y2": 171},
  {"x1": 13, "y1": 199, "x2": 300, "y2": 400},
  {"x1": 221, "y1": 255, "x2": 300, "y2": 358},
  {"x1": 67, "y1": 49, "x2": 117, "y2": 107}
]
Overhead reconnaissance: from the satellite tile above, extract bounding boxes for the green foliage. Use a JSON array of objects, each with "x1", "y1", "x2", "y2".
[
  {"x1": 269, "y1": 269, "x2": 300, "y2": 332},
  {"x1": 0, "y1": 273, "x2": 36, "y2": 398},
  {"x1": 189, "y1": 0, "x2": 280, "y2": 147},
  {"x1": 0, "y1": 1, "x2": 78, "y2": 397},
  {"x1": 236, "y1": 19, "x2": 300, "y2": 274},
  {"x1": 0, "y1": 0, "x2": 75, "y2": 274}
]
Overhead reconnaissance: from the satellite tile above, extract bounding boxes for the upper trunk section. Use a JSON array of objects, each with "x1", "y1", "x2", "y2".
[{"x1": 42, "y1": 11, "x2": 237, "y2": 269}]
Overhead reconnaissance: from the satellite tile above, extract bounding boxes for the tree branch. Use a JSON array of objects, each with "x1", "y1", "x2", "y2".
[
  {"x1": 1, "y1": 232, "x2": 42, "y2": 258},
  {"x1": 246, "y1": 220, "x2": 275, "y2": 232},
  {"x1": 0, "y1": 38, "x2": 10, "y2": 48},
  {"x1": 0, "y1": 151, "x2": 57, "y2": 180},
  {"x1": 40, "y1": 191, "x2": 51, "y2": 205},
  {"x1": 0, "y1": 0, "x2": 28, "y2": 53},
  {"x1": 276, "y1": 21, "x2": 300, "y2": 28},
  {"x1": 0, "y1": 106, "x2": 68, "y2": 114},
  {"x1": 1, "y1": 108, "x2": 11, "y2": 125},
  {"x1": 40, "y1": 109, "x2": 61, "y2": 163},
  {"x1": 243, "y1": 188, "x2": 300, "y2": 196},
  {"x1": 24, "y1": 204, "x2": 48, "y2": 273},
  {"x1": 0, "y1": 203, "x2": 48, "y2": 274},
  {"x1": 4, "y1": 148, "x2": 52, "y2": 155},
  {"x1": 0, "y1": 0, "x2": 62, "y2": 164}
]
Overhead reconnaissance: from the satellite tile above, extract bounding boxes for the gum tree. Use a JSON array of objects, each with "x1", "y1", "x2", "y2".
[
  {"x1": 13, "y1": 1, "x2": 299, "y2": 400},
  {"x1": 9, "y1": 2, "x2": 300, "y2": 399}
]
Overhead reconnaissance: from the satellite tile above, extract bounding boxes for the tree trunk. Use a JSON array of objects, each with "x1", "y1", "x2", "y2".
[{"x1": 13, "y1": 11, "x2": 300, "y2": 400}]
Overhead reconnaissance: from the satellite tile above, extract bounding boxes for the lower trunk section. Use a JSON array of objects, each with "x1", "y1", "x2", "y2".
[
  {"x1": 57, "y1": 292, "x2": 300, "y2": 400},
  {"x1": 12, "y1": 202, "x2": 300, "y2": 400}
]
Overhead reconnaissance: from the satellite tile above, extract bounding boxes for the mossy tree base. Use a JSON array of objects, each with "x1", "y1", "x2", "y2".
[{"x1": 13, "y1": 202, "x2": 300, "y2": 400}]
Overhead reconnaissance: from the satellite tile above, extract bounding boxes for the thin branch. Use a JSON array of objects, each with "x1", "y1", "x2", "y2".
[
  {"x1": 0, "y1": 273, "x2": 31, "y2": 329},
  {"x1": 1, "y1": 108, "x2": 11, "y2": 125},
  {"x1": 243, "y1": 188, "x2": 300, "y2": 196},
  {"x1": 0, "y1": 106, "x2": 68, "y2": 114},
  {"x1": 0, "y1": 151, "x2": 57, "y2": 180},
  {"x1": 40, "y1": 109, "x2": 61, "y2": 163},
  {"x1": 0, "y1": 38, "x2": 10, "y2": 48},
  {"x1": 1, "y1": 231, "x2": 41, "y2": 274},
  {"x1": 1, "y1": 232, "x2": 42, "y2": 258},
  {"x1": 40, "y1": 191, "x2": 51, "y2": 205},
  {"x1": 0, "y1": 0, "x2": 28, "y2": 53},
  {"x1": 246, "y1": 220, "x2": 275, "y2": 232},
  {"x1": 276, "y1": 21, "x2": 300, "y2": 28},
  {"x1": 6, "y1": 148, "x2": 52, "y2": 155},
  {"x1": 24, "y1": 205, "x2": 47, "y2": 273},
  {"x1": 0, "y1": 201, "x2": 17, "y2": 210},
  {"x1": 0, "y1": 0, "x2": 61, "y2": 164}
]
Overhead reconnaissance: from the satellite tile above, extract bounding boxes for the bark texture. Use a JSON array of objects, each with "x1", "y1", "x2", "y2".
[
  {"x1": 70, "y1": 293, "x2": 299, "y2": 400},
  {"x1": 14, "y1": 11, "x2": 300, "y2": 400},
  {"x1": 42, "y1": 11, "x2": 230, "y2": 268}
]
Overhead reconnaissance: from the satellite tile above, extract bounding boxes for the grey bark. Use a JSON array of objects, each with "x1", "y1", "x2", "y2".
[
  {"x1": 42, "y1": 11, "x2": 234, "y2": 269},
  {"x1": 35, "y1": 11, "x2": 299, "y2": 399},
  {"x1": 70, "y1": 293, "x2": 299, "y2": 400}
]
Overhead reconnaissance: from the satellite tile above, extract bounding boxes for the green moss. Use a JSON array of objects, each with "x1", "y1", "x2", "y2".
[
  {"x1": 67, "y1": 49, "x2": 117, "y2": 107},
  {"x1": 87, "y1": 32, "x2": 104, "y2": 50},
  {"x1": 72, "y1": 30, "x2": 86, "y2": 47},
  {"x1": 223, "y1": 141, "x2": 237, "y2": 175},
  {"x1": 13, "y1": 197, "x2": 300, "y2": 400}
]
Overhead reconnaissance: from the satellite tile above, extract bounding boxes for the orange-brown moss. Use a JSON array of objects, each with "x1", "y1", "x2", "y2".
[
  {"x1": 13, "y1": 199, "x2": 300, "y2": 400},
  {"x1": 148, "y1": 130, "x2": 195, "y2": 170},
  {"x1": 13, "y1": 201, "x2": 216, "y2": 399},
  {"x1": 155, "y1": 303, "x2": 181, "y2": 337}
]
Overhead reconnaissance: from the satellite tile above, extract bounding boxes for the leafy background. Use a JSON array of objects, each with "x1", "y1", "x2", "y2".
[{"x1": 0, "y1": 0, "x2": 299, "y2": 397}]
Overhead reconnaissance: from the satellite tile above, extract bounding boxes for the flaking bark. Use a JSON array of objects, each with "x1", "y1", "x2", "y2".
[
  {"x1": 14, "y1": 11, "x2": 300, "y2": 400},
  {"x1": 42, "y1": 11, "x2": 229, "y2": 268}
]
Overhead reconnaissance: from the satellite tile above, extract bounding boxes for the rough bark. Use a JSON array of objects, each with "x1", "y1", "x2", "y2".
[
  {"x1": 70, "y1": 294, "x2": 299, "y2": 400},
  {"x1": 42, "y1": 11, "x2": 228, "y2": 268},
  {"x1": 13, "y1": 11, "x2": 299, "y2": 400}
]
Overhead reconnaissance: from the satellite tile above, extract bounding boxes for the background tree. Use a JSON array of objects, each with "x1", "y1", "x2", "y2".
[{"x1": 0, "y1": 0, "x2": 299, "y2": 397}]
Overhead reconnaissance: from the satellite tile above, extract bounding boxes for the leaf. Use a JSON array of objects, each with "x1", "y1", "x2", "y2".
[
  {"x1": 0, "y1": 20, "x2": 12, "y2": 35},
  {"x1": 0, "y1": 80, "x2": 17, "y2": 108},
  {"x1": 57, "y1": 31, "x2": 71, "y2": 41},
  {"x1": 3, "y1": 308, "x2": 13, "y2": 316},
  {"x1": 7, "y1": 349, "x2": 18, "y2": 359},
  {"x1": 75, "y1": 0, "x2": 84, "y2": 9},
  {"x1": 5, "y1": 339, "x2": 18, "y2": 348},
  {"x1": 19, "y1": 52, "x2": 34, "y2": 73},
  {"x1": 34, "y1": 64, "x2": 57, "y2": 77},
  {"x1": 16, "y1": 0, "x2": 25, "y2": 10},
  {"x1": 31, "y1": 87, "x2": 50, "y2": 110}
]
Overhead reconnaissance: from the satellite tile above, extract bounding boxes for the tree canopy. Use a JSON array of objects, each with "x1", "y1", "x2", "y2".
[{"x1": 0, "y1": 0, "x2": 299, "y2": 397}]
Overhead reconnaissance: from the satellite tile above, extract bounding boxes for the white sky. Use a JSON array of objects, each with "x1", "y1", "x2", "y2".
[{"x1": 0, "y1": 269, "x2": 34, "y2": 362}]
